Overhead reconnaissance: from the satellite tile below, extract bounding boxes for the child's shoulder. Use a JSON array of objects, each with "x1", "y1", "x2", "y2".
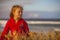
[
  {"x1": 21, "y1": 18, "x2": 26, "y2": 22},
  {"x1": 7, "y1": 18, "x2": 13, "y2": 22},
  {"x1": 21, "y1": 18, "x2": 27, "y2": 24}
]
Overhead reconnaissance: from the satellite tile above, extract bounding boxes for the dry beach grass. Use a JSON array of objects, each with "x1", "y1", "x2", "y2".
[{"x1": 0, "y1": 31, "x2": 60, "y2": 40}]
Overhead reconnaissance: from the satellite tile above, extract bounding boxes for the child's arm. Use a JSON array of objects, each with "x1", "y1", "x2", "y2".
[
  {"x1": 1, "y1": 20, "x2": 10, "y2": 39},
  {"x1": 24, "y1": 21, "x2": 29, "y2": 33}
]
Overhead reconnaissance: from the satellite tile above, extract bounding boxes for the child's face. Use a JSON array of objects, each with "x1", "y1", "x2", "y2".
[{"x1": 13, "y1": 8, "x2": 22, "y2": 19}]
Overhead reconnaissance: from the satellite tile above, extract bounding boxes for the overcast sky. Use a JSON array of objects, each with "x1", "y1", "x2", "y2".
[{"x1": 0, "y1": 0, "x2": 60, "y2": 19}]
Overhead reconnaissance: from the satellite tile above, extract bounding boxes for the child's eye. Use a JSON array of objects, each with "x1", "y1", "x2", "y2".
[
  {"x1": 18, "y1": 11, "x2": 22, "y2": 13},
  {"x1": 18, "y1": 11, "x2": 20, "y2": 13}
]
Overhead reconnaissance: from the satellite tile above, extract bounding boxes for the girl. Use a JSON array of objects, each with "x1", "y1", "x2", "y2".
[{"x1": 1, "y1": 5, "x2": 29, "y2": 40}]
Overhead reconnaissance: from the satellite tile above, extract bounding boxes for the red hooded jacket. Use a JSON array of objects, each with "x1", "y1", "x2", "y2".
[{"x1": 1, "y1": 18, "x2": 29, "y2": 40}]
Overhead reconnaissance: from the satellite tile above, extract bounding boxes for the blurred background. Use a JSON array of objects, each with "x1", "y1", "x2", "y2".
[{"x1": 0, "y1": 0, "x2": 60, "y2": 33}]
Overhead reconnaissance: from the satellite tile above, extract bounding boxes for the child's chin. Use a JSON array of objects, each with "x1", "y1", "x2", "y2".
[{"x1": 18, "y1": 17, "x2": 22, "y2": 19}]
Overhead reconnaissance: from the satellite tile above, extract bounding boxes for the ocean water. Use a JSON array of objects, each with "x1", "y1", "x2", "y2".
[
  {"x1": 0, "y1": 20, "x2": 60, "y2": 33},
  {"x1": 28, "y1": 24, "x2": 60, "y2": 33}
]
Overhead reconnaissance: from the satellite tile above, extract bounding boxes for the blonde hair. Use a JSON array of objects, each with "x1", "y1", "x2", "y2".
[{"x1": 10, "y1": 5, "x2": 23, "y2": 18}]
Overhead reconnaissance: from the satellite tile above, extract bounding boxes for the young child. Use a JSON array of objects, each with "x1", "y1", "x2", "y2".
[{"x1": 1, "y1": 5, "x2": 29, "y2": 40}]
